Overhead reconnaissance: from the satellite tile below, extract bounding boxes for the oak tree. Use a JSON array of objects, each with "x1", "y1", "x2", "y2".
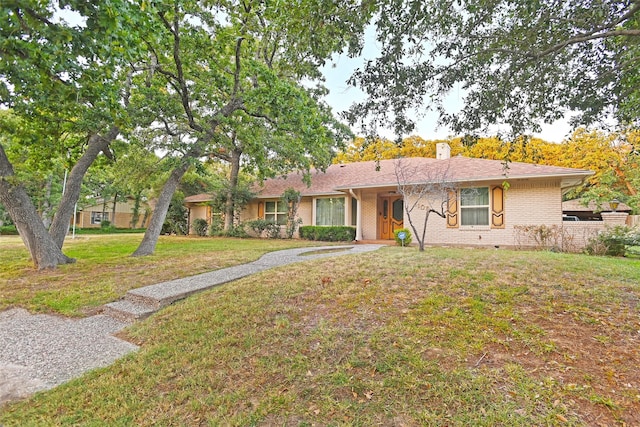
[
  {"x1": 132, "y1": 0, "x2": 369, "y2": 255},
  {"x1": 0, "y1": 1, "x2": 150, "y2": 268},
  {"x1": 347, "y1": 0, "x2": 640, "y2": 137}
]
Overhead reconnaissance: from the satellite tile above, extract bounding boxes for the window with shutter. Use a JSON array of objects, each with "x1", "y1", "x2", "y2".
[{"x1": 460, "y1": 188, "x2": 490, "y2": 226}]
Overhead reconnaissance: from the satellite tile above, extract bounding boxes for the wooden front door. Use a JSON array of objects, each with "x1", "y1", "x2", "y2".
[{"x1": 379, "y1": 196, "x2": 404, "y2": 240}]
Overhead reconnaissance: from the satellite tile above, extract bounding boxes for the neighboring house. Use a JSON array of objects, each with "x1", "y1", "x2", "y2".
[
  {"x1": 562, "y1": 198, "x2": 633, "y2": 222},
  {"x1": 187, "y1": 143, "x2": 631, "y2": 250},
  {"x1": 73, "y1": 197, "x2": 151, "y2": 229}
]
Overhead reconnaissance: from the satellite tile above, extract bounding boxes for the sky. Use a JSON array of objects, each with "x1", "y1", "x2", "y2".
[{"x1": 319, "y1": 27, "x2": 574, "y2": 144}]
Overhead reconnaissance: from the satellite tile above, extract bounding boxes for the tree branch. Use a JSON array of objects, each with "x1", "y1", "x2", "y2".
[
  {"x1": 532, "y1": 29, "x2": 640, "y2": 59},
  {"x1": 157, "y1": 7, "x2": 204, "y2": 134},
  {"x1": 233, "y1": 36, "x2": 245, "y2": 96},
  {"x1": 22, "y1": 7, "x2": 55, "y2": 27},
  {"x1": 240, "y1": 107, "x2": 277, "y2": 125}
]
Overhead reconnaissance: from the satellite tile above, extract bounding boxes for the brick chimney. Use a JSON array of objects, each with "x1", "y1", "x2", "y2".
[{"x1": 436, "y1": 143, "x2": 451, "y2": 160}]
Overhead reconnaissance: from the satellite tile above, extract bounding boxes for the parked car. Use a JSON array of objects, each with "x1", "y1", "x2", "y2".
[{"x1": 562, "y1": 215, "x2": 580, "y2": 221}]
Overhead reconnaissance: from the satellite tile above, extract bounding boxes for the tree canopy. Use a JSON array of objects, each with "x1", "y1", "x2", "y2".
[
  {"x1": 1, "y1": 1, "x2": 370, "y2": 267},
  {"x1": 347, "y1": 0, "x2": 640, "y2": 137},
  {"x1": 130, "y1": 0, "x2": 368, "y2": 255},
  {"x1": 0, "y1": 0, "x2": 153, "y2": 268}
]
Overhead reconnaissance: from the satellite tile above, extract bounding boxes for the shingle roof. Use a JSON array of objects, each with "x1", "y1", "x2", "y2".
[
  {"x1": 254, "y1": 156, "x2": 593, "y2": 198},
  {"x1": 184, "y1": 193, "x2": 214, "y2": 203}
]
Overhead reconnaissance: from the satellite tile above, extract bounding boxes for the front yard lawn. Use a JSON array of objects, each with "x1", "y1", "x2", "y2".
[
  {"x1": 0, "y1": 234, "x2": 321, "y2": 316},
  {"x1": 1, "y1": 244, "x2": 639, "y2": 425}
]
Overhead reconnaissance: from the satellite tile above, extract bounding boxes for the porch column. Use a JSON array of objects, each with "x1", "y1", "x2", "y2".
[{"x1": 350, "y1": 189, "x2": 363, "y2": 241}]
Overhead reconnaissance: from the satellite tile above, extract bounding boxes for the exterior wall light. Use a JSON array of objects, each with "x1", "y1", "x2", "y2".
[{"x1": 609, "y1": 198, "x2": 620, "y2": 212}]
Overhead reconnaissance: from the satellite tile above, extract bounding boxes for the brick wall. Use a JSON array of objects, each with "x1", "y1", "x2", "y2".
[
  {"x1": 360, "y1": 192, "x2": 378, "y2": 240},
  {"x1": 406, "y1": 179, "x2": 564, "y2": 248}
]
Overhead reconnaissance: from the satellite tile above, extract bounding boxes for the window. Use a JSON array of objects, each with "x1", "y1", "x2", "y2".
[
  {"x1": 265, "y1": 201, "x2": 287, "y2": 225},
  {"x1": 91, "y1": 211, "x2": 108, "y2": 225},
  {"x1": 460, "y1": 187, "x2": 489, "y2": 226},
  {"x1": 316, "y1": 197, "x2": 345, "y2": 226},
  {"x1": 392, "y1": 198, "x2": 403, "y2": 222}
]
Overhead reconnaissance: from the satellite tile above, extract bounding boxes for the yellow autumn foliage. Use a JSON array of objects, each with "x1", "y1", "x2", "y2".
[{"x1": 335, "y1": 128, "x2": 639, "y2": 203}]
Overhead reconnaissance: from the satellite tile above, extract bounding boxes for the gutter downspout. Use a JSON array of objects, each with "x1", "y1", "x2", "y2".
[{"x1": 349, "y1": 189, "x2": 363, "y2": 241}]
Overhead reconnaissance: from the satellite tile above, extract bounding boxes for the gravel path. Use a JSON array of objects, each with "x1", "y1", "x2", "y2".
[
  {"x1": 0, "y1": 244, "x2": 383, "y2": 406},
  {"x1": 0, "y1": 308, "x2": 137, "y2": 404}
]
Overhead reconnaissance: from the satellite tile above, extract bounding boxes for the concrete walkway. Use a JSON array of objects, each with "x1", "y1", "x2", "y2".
[{"x1": 0, "y1": 244, "x2": 383, "y2": 405}]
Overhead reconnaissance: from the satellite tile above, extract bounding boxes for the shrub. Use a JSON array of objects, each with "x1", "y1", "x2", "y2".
[
  {"x1": 223, "y1": 223, "x2": 249, "y2": 238},
  {"x1": 513, "y1": 224, "x2": 568, "y2": 251},
  {"x1": 585, "y1": 225, "x2": 635, "y2": 256},
  {"x1": 74, "y1": 228, "x2": 146, "y2": 235},
  {"x1": 247, "y1": 219, "x2": 274, "y2": 236},
  {"x1": 100, "y1": 220, "x2": 115, "y2": 233},
  {"x1": 299, "y1": 226, "x2": 356, "y2": 242},
  {"x1": 394, "y1": 228, "x2": 412, "y2": 246},
  {"x1": 246, "y1": 219, "x2": 281, "y2": 238},
  {"x1": 192, "y1": 218, "x2": 209, "y2": 237},
  {"x1": 208, "y1": 217, "x2": 224, "y2": 236},
  {"x1": 266, "y1": 224, "x2": 281, "y2": 239},
  {"x1": 0, "y1": 225, "x2": 18, "y2": 235}
]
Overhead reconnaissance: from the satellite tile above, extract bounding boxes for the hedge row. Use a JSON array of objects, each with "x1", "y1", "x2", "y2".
[
  {"x1": 0, "y1": 225, "x2": 18, "y2": 235},
  {"x1": 299, "y1": 226, "x2": 356, "y2": 242}
]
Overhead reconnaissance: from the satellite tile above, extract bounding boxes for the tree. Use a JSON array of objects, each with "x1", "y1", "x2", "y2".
[
  {"x1": 202, "y1": 161, "x2": 255, "y2": 234},
  {"x1": 0, "y1": 110, "x2": 70, "y2": 228},
  {"x1": 161, "y1": 192, "x2": 188, "y2": 236},
  {"x1": 394, "y1": 158, "x2": 456, "y2": 251},
  {"x1": 334, "y1": 135, "x2": 466, "y2": 163},
  {"x1": 0, "y1": 1, "x2": 151, "y2": 268},
  {"x1": 281, "y1": 188, "x2": 302, "y2": 239},
  {"x1": 0, "y1": 110, "x2": 74, "y2": 268},
  {"x1": 132, "y1": 0, "x2": 367, "y2": 256},
  {"x1": 568, "y1": 128, "x2": 640, "y2": 212},
  {"x1": 347, "y1": 0, "x2": 640, "y2": 137}
]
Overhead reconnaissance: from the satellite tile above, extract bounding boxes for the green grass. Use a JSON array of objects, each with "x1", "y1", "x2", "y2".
[
  {"x1": 1, "y1": 243, "x2": 640, "y2": 425},
  {"x1": 73, "y1": 227, "x2": 148, "y2": 234},
  {"x1": 0, "y1": 234, "x2": 322, "y2": 316}
]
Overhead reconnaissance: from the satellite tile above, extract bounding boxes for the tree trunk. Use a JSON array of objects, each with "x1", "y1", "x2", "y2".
[
  {"x1": 102, "y1": 197, "x2": 108, "y2": 221},
  {"x1": 224, "y1": 148, "x2": 241, "y2": 231},
  {"x1": 111, "y1": 192, "x2": 119, "y2": 226},
  {"x1": 131, "y1": 192, "x2": 141, "y2": 228},
  {"x1": 41, "y1": 175, "x2": 54, "y2": 229},
  {"x1": 141, "y1": 206, "x2": 150, "y2": 228},
  {"x1": 0, "y1": 144, "x2": 74, "y2": 269},
  {"x1": 48, "y1": 126, "x2": 119, "y2": 247},
  {"x1": 132, "y1": 160, "x2": 190, "y2": 257}
]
